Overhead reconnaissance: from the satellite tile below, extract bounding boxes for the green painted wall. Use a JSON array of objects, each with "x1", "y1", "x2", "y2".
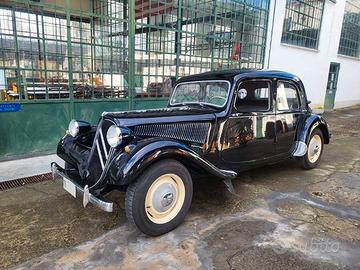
[
  {"x1": 0, "y1": 98, "x2": 168, "y2": 160},
  {"x1": 0, "y1": 101, "x2": 71, "y2": 159}
]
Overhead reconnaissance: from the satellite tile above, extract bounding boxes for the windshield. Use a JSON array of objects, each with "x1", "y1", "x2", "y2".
[{"x1": 170, "y1": 80, "x2": 230, "y2": 108}]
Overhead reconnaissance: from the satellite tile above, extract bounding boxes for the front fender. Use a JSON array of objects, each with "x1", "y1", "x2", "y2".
[
  {"x1": 296, "y1": 114, "x2": 330, "y2": 144},
  {"x1": 112, "y1": 139, "x2": 237, "y2": 185}
]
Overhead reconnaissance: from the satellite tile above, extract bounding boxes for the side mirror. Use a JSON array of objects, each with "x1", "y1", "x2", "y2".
[{"x1": 307, "y1": 100, "x2": 311, "y2": 105}]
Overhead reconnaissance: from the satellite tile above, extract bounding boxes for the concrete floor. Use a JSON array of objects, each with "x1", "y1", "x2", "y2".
[
  {"x1": 1, "y1": 106, "x2": 359, "y2": 270},
  {"x1": 0, "y1": 154, "x2": 64, "y2": 182}
]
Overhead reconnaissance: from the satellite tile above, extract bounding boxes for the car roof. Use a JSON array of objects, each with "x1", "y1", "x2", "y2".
[{"x1": 176, "y1": 69, "x2": 299, "y2": 83}]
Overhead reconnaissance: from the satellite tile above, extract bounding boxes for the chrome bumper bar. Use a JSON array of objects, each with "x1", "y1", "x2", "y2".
[{"x1": 51, "y1": 162, "x2": 113, "y2": 212}]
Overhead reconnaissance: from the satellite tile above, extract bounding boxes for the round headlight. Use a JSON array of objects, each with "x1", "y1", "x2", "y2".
[
  {"x1": 68, "y1": 120, "x2": 79, "y2": 137},
  {"x1": 106, "y1": 125, "x2": 122, "y2": 148}
]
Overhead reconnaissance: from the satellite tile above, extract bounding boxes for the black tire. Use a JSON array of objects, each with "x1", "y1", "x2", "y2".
[
  {"x1": 125, "y1": 159, "x2": 193, "y2": 236},
  {"x1": 299, "y1": 127, "x2": 324, "y2": 170}
]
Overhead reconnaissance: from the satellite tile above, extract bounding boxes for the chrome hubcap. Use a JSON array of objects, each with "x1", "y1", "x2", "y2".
[
  {"x1": 308, "y1": 134, "x2": 322, "y2": 163},
  {"x1": 152, "y1": 183, "x2": 176, "y2": 212},
  {"x1": 161, "y1": 192, "x2": 174, "y2": 208},
  {"x1": 145, "y1": 173, "x2": 185, "y2": 224}
]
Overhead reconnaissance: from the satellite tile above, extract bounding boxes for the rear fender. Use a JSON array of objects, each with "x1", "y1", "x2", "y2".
[{"x1": 293, "y1": 114, "x2": 330, "y2": 157}]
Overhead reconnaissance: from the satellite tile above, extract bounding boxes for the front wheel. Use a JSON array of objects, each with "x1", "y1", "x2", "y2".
[
  {"x1": 299, "y1": 127, "x2": 324, "y2": 169},
  {"x1": 125, "y1": 159, "x2": 193, "y2": 236}
]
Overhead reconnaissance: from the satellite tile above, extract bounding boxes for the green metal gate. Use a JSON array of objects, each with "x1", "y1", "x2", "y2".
[{"x1": 0, "y1": 0, "x2": 270, "y2": 159}]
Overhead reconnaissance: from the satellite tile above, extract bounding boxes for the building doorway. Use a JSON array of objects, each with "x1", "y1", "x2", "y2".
[{"x1": 324, "y1": 62, "x2": 340, "y2": 111}]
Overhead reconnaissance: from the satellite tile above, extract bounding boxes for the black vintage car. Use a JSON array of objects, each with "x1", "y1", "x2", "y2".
[{"x1": 51, "y1": 70, "x2": 330, "y2": 236}]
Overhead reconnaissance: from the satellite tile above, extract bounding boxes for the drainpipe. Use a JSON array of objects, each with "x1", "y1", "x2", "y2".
[{"x1": 267, "y1": 0, "x2": 277, "y2": 69}]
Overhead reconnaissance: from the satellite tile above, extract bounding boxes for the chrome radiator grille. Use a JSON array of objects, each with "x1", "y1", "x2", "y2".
[
  {"x1": 85, "y1": 119, "x2": 115, "y2": 188},
  {"x1": 88, "y1": 119, "x2": 112, "y2": 171},
  {"x1": 134, "y1": 122, "x2": 210, "y2": 144}
]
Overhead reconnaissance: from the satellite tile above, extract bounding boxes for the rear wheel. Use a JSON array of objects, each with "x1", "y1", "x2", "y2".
[
  {"x1": 125, "y1": 159, "x2": 193, "y2": 236},
  {"x1": 299, "y1": 127, "x2": 324, "y2": 169}
]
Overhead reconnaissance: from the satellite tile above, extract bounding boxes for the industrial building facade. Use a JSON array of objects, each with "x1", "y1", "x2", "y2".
[
  {"x1": 265, "y1": 0, "x2": 360, "y2": 110},
  {"x1": 0, "y1": 0, "x2": 359, "y2": 158}
]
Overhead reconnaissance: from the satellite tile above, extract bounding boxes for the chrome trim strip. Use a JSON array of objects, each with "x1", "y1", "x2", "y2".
[
  {"x1": 219, "y1": 169, "x2": 237, "y2": 178},
  {"x1": 51, "y1": 162, "x2": 113, "y2": 212},
  {"x1": 96, "y1": 140, "x2": 105, "y2": 169},
  {"x1": 87, "y1": 119, "x2": 103, "y2": 165},
  {"x1": 293, "y1": 141, "x2": 308, "y2": 157},
  {"x1": 88, "y1": 147, "x2": 116, "y2": 189},
  {"x1": 99, "y1": 129, "x2": 108, "y2": 159}
]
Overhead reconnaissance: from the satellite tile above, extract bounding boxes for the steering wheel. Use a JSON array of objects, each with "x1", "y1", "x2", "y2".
[{"x1": 208, "y1": 95, "x2": 226, "y2": 104}]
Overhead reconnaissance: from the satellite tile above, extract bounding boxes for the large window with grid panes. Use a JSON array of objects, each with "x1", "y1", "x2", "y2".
[
  {"x1": 338, "y1": 0, "x2": 360, "y2": 58},
  {"x1": 0, "y1": 0, "x2": 271, "y2": 102},
  {"x1": 281, "y1": 0, "x2": 325, "y2": 49}
]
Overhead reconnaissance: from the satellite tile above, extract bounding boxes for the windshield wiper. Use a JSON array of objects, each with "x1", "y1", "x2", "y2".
[
  {"x1": 187, "y1": 102, "x2": 219, "y2": 110},
  {"x1": 170, "y1": 102, "x2": 219, "y2": 110},
  {"x1": 170, "y1": 102, "x2": 190, "y2": 108}
]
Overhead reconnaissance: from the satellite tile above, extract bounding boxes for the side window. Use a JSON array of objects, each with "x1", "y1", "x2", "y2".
[
  {"x1": 276, "y1": 82, "x2": 300, "y2": 111},
  {"x1": 234, "y1": 80, "x2": 270, "y2": 112}
]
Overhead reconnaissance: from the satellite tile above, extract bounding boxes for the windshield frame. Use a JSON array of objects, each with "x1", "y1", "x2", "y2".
[{"x1": 169, "y1": 80, "x2": 231, "y2": 108}]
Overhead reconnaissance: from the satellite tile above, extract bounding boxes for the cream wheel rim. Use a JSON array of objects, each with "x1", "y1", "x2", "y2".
[
  {"x1": 308, "y1": 134, "x2": 322, "y2": 163},
  {"x1": 145, "y1": 173, "x2": 186, "y2": 224}
]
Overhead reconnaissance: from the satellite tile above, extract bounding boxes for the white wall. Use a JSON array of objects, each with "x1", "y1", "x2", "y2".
[{"x1": 265, "y1": 0, "x2": 360, "y2": 109}]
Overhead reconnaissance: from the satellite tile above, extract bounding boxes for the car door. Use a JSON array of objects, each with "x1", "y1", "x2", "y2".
[
  {"x1": 275, "y1": 80, "x2": 304, "y2": 155},
  {"x1": 220, "y1": 79, "x2": 276, "y2": 170}
]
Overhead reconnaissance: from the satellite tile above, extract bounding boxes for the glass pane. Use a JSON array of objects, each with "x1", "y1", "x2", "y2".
[
  {"x1": 134, "y1": 0, "x2": 270, "y2": 99},
  {"x1": 338, "y1": 0, "x2": 360, "y2": 58},
  {"x1": 0, "y1": 1, "x2": 128, "y2": 101},
  {"x1": 281, "y1": 0, "x2": 325, "y2": 49},
  {"x1": 170, "y1": 81, "x2": 230, "y2": 107},
  {"x1": 235, "y1": 80, "x2": 270, "y2": 112},
  {"x1": 277, "y1": 82, "x2": 300, "y2": 111}
]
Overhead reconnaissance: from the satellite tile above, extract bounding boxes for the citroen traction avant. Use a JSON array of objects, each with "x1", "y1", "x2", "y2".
[{"x1": 51, "y1": 70, "x2": 330, "y2": 236}]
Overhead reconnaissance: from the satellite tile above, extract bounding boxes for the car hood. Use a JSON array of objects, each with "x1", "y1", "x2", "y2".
[{"x1": 102, "y1": 106, "x2": 217, "y2": 127}]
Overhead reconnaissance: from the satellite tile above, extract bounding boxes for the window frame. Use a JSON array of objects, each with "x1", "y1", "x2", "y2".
[
  {"x1": 232, "y1": 79, "x2": 273, "y2": 114},
  {"x1": 281, "y1": 0, "x2": 325, "y2": 50},
  {"x1": 337, "y1": 0, "x2": 360, "y2": 59},
  {"x1": 275, "y1": 80, "x2": 302, "y2": 112}
]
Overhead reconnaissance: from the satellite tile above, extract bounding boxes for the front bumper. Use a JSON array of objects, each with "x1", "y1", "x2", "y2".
[{"x1": 51, "y1": 162, "x2": 113, "y2": 212}]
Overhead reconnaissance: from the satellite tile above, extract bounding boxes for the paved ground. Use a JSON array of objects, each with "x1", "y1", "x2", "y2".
[
  {"x1": 1, "y1": 106, "x2": 359, "y2": 270},
  {"x1": 0, "y1": 154, "x2": 63, "y2": 182}
]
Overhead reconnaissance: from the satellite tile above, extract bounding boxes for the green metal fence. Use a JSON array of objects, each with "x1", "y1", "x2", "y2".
[{"x1": 0, "y1": 0, "x2": 270, "y2": 159}]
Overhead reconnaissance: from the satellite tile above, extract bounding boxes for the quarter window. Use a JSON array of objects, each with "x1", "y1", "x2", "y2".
[
  {"x1": 281, "y1": 0, "x2": 325, "y2": 49},
  {"x1": 276, "y1": 82, "x2": 300, "y2": 111},
  {"x1": 234, "y1": 81, "x2": 270, "y2": 112}
]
